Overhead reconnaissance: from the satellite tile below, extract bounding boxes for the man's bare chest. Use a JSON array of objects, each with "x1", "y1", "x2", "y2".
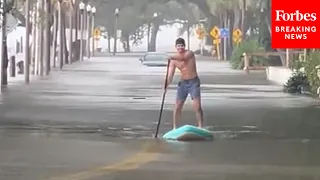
[{"x1": 174, "y1": 61, "x2": 189, "y2": 70}]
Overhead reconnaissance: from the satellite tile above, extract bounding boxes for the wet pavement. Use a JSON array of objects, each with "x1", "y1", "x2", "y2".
[{"x1": 1, "y1": 53, "x2": 320, "y2": 180}]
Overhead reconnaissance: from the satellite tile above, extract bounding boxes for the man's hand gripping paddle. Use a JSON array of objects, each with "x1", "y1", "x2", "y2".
[{"x1": 154, "y1": 59, "x2": 170, "y2": 138}]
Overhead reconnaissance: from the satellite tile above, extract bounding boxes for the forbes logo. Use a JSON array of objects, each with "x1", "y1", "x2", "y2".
[{"x1": 274, "y1": 10, "x2": 317, "y2": 21}]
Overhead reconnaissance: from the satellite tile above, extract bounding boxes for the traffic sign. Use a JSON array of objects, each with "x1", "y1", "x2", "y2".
[
  {"x1": 220, "y1": 28, "x2": 229, "y2": 38},
  {"x1": 213, "y1": 39, "x2": 221, "y2": 44},
  {"x1": 93, "y1": 28, "x2": 101, "y2": 37},
  {"x1": 210, "y1": 26, "x2": 220, "y2": 39},
  {"x1": 233, "y1": 28, "x2": 242, "y2": 40},
  {"x1": 196, "y1": 27, "x2": 205, "y2": 40}
]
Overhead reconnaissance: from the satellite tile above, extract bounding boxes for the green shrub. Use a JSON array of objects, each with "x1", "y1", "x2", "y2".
[
  {"x1": 230, "y1": 39, "x2": 268, "y2": 69},
  {"x1": 283, "y1": 71, "x2": 310, "y2": 94},
  {"x1": 287, "y1": 51, "x2": 320, "y2": 96},
  {"x1": 304, "y1": 51, "x2": 320, "y2": 95}
]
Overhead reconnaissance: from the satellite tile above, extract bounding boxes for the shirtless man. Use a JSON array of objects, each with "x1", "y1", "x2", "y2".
[{"x1": 165, "y1": 38, "x2": 204, "y2": 129}]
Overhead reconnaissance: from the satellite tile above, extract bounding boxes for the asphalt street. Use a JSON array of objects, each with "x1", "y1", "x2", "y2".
[{"x1": 1, "y1": 53, "x2": 320, "y2": 180}]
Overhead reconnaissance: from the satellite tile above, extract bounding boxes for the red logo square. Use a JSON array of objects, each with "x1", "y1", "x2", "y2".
[{"x1": 271, "y1": 0, "x2": 320, "y2": 48}]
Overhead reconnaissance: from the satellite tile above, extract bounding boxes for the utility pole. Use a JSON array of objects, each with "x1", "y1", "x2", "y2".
[
  {"x1": 113, "y1": 8, "x2": 119, "y2": 56},
  {"x1": 91, "y1": 7, "x2": 96, "y2": 57},
  {"x1": 79, "y1": 2, "x2": 84, "y2": 61},
  {"x1": 24, "y1": 0, "x2": 30, "y2": 83},
  {"x1": 86, "y1": 4, "x2": 91, "y2": 59}
]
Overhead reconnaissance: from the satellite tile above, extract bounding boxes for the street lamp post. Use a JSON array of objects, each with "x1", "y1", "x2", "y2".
[
  {"x1": 91, "y1": 7, "x2": 96, "y2": 57},
  {"x1": 86, "y1": 5, "x2": 91, "y2": 59},
  {"x1": 113, "y1": 8, "x2": 119, "y2": 55},
  {"x1": 79, "y1": 2, "x2": 85, "y2": 61}
]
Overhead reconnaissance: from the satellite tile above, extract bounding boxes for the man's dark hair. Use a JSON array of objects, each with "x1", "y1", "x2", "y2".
[{"x1": 175, "y1": 38, "x2": 185, "y2": 46}]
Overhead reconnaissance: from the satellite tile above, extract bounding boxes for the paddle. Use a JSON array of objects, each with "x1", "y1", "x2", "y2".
[{"x1": 154, "y1": 59, "x2": 170, "y2": 138}]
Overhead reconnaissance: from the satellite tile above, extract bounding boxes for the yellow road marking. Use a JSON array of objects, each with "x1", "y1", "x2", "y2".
[{"x1": 49, "y1": 141, "x2": 163, "y2": 180}]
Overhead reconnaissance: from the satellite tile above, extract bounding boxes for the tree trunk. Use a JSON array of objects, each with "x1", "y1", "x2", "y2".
[
  {"x1": 62, "y1": 12, "x2": 68, "y2": 64},
  {"x1": 241, "y1": 0, "x2": 246, "y2": 35},
  {"x1": 108, "y1": 31, "x2": 111, "y2": 52},
  {"x1": 126, "y1": 36, "x2": 130, "y2": 52},
  {"x1": 44, "y1": 0, "x2": 51, "y2": 75},
  {"x1": 233, "y1": 5, "x2": 241, "y2": 29},
  {"x1": 227, "y1": 10, "x2": 234, "y2": 59},
  {"x1": 149, "y1": 22, "x2": 159, "y2": 52},
  {"x1": 68, "y1": 7, "x2": 73, "y2": 64},
  {"x1": 147, "y1": 22, "x2": 150, "y2": 51},
  {"x1": 74, "y1": 2, "x2": 79, "y2": 61},
  {"x1": 39, "y1": 0, "x2": 44, "y2": 76},
  {"x1": 52, "y1": 9, "x2": 58, "y2": 68},
  {"x1": 58, "y1": 2, "x2": 63, "y2": 69},
  {"x1": 122, "y1": 35, "x2": 130, "y2": 52},
  {"x1": 31, "y1": 7, "x2": 37, "y2": 74},
  {"x1": 24, "y1": 0, "x2": 30, "y2": 83},
  {"x1": 35, "y1": 0, "x2": 41, "y2": 75}
]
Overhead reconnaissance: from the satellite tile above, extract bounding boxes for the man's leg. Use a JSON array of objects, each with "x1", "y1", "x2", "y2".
[
  {"x1": 173, "y1": 82, "x2": 187, "y2": 129},
  {"x1": 190, "y1": 79, "x2": 204, "y2": 128},
  {"x1": 191, "y1": 97, "x2": 203, "y2": 128}
]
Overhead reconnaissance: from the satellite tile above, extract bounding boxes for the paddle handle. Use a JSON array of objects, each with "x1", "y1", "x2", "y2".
[{"x1": 154, "y1": 59, "x2": 170, "y2": 138}]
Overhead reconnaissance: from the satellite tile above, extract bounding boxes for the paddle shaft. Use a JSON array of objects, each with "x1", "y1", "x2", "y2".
[{"x1": 155, "y1": 59, "x2": 170, "y2": 138}]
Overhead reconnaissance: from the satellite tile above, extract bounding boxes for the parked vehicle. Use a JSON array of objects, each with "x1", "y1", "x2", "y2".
[{"x1": 139, "y1": 52, "x2": 169, "y2": 67}]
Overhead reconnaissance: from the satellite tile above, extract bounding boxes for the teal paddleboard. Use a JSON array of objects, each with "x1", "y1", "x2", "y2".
[{"x1": 162, "y1": 125, "x2": 213, "y2": 141}]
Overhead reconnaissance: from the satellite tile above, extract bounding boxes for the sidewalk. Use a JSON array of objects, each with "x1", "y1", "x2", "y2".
[{"x1": 6, "y1": 58, "x2": 86, "y2": 86}]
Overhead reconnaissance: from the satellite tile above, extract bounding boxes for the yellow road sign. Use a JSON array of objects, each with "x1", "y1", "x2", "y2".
[
  {"x1": 93, "y1": 28, "x2": 101, "y2": 37},
  {"x1": 213, "y1": 39, "x2": 221, "y2": 44},
  {"x1": 233, "y1": 38, "x2": 241, "y2": 45},
  {"x1": 196, "y1": 27, "x2": 205, "y2": 40},
  {"x1": 233, "y1": 28, "x2": 242, "y2": 40},
  {"x1": 210, "y1": 26, "x2": 220, "y2": 39}
]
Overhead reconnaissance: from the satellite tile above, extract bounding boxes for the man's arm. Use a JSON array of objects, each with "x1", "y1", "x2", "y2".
[
  {"x1": 165, "y1": 60, "x2": 176, "y2": 89},
  {"x1": 169, "y1": 50, "x2": 194, "y2": 61}
]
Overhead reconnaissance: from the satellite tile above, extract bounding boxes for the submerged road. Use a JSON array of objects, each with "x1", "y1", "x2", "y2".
[{"x1": 1, "y1": 54, "x2": 320, "y2": 180}]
